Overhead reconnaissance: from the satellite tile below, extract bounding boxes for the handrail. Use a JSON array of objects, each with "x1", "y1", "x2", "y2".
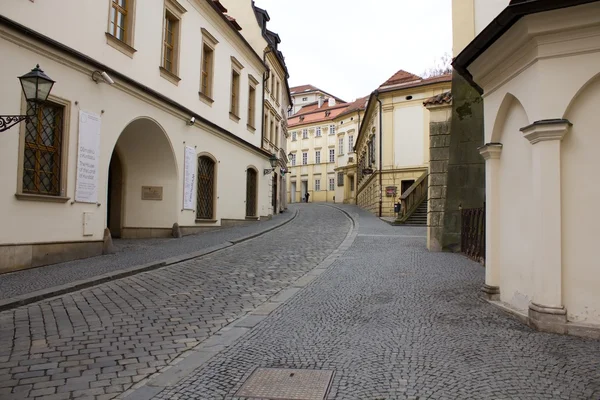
[{"x1": 398, "y1": 172, "x2": 428, "y2": 221}]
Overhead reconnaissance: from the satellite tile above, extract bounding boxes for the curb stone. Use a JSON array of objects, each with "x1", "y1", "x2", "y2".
[{"x1": 0, "y1": 210, "x2": 299, "y2": 312}]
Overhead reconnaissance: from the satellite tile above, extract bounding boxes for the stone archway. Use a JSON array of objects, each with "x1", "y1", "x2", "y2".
[{"x1": 107, "y1": 117, "x2": 178, "y2": 238}]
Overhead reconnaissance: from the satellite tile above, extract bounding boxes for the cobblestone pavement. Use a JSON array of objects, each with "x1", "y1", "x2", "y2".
[
  {"x1": 0, "y1": 210, "x2": 295, "y2": 300},
  {"x1": 154, "y1": 205, "x2": 600, "y2": 400},
  {"x1": 0, "y1": 205, "x2": 350, "y2": 400}
]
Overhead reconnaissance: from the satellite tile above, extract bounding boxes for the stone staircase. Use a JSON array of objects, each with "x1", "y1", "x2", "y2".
[{"x1": 402, "y1": 198, "x2": 427, "y2": 226}]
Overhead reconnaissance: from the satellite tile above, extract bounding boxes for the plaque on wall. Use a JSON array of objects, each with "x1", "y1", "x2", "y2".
[
  {"x1": 385, "y1": 186, "x2": 398, "y2": 197},
  {"x1": 142, "y1": 186, "x2": 163, "y2": 201}
]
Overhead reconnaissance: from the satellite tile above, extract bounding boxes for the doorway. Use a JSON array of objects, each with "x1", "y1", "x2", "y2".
[
  {"x1": 401, "y1": 179, "x2": 415, "y2": 196},
  {"x1": 272, "y1": 172, "x2": 278, "y2": 214},
  {"x1": 291, "y1": 182, "x2": 296, "y2": 203},
  {"x1": 246, "y1": 168, "x2": 258, "y2": 217},
  {"x1": 107, "y1": 151, "x2": 123, "y2": 238},
  {"x1": 301, "y1": 181, "x2": 308, "y2": 202}
]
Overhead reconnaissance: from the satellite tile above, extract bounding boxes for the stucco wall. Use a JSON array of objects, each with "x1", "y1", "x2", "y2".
[
  {"x1": 473, "y1": 0, "x2": 508, "y2": 35},
  {"x1": 393, "y1": 106, "x2": 425, "y2": 168},
  {"x1": 496, "y1": 98, "x2": 533, "y2": 312},
  {"x1": 562, "y1": 75, "x2": 600, "y2": 323}
]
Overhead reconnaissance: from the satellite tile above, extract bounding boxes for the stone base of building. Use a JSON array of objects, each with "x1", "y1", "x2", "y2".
[
  {"x1": 485, "y1": 299, "x2": 600, "y2": 340},
  {"x1": 0, "y1": 241, "x2": 103, "y2": 275},
  {"x1": 121, "y1": 227, "x2": 174, "y2": 239},
  {"x1": 528, "y1": 302, "x2": 568, "y2": 334},
  {"x1": 481, "y1": 284, "x2": 500, "y2": 301}
]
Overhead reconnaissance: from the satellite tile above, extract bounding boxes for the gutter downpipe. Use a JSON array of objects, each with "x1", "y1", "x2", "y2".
[
  {"x1": 376, "y1": 92, "x2": 383, "y2": 217},
  {"x1": 355, "y1": 109, "x2": 361, "y2": 205}
]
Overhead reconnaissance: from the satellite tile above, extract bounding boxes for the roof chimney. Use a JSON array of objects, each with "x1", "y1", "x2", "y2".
[
  {"x1": 328, "y1": 98, "x2": 336, "y2": 107},
  {"x1": 318, "y1": 98, "x2": 324, "y2": 108}
]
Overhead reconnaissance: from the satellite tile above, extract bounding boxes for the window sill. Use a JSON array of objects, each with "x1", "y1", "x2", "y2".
[
  {"x1": 105, "y1": 33, "x2": 137, "y2": 58},
  {"x1": 199, "y1": 92, "x2": 214, "y2": 106},
  {"x1": 195, "y1": 219, "x2": 218, "y2": 223},
  {"x1": 159, "y1": 67, "x2": 181, "y2": 86},
  {"x1": 229, "y1": 113, "x2": 240, "y2": 123},
  {"x1": 247, "y1": 124, "x2": 256, "y2": 133},
  {"x1": 15, "y1": 193, "x2": 71, "y2": 203}
]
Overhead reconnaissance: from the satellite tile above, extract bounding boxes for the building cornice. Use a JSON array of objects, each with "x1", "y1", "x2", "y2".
[{"x1": 521, "y1": 119, "x2": 572, "y2": 144}]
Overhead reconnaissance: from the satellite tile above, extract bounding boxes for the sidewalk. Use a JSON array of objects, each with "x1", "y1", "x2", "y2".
[{"x1": 0, "y1": 208, "x2": 297, "y2": 302}]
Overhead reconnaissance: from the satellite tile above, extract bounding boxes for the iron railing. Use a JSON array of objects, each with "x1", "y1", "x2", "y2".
[{"x1": 461, "y1": 206, "x2": 485, "y2": 263}]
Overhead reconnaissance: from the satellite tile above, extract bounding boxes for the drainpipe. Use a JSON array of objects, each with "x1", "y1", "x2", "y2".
[{"x1": 376, "y1": 92, "x2": 383, "y2": 217}]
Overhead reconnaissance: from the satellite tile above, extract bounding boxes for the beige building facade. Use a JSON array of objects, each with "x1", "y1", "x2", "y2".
[
  {"x1": 454, "y1": 0, "x2": 600, "y2": 336},
  {"x1": 0, "y1": 0, "x2": 286, "y2": 273},
  {"x1": 355, "y1": 71, "x2": 452, "y2": 217},
  {"x1": 286, "y1": 94, "x2": 348, "y2": 203}
]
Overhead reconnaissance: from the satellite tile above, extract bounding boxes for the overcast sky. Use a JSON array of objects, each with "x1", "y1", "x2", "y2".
[{"x1": 254, "y1": 0, "x2": 452, "y2": 102}]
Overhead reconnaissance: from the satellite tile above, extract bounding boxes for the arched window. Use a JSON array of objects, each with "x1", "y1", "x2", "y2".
[
  {"x1": 197, "y1": 156, "x2": 216, "y2": 219},
  {"x1": 246, "y1": 168, "x2": 258, "y2": 217}
]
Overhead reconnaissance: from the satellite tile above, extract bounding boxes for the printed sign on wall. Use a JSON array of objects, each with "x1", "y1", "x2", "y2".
[
  {"x1": 75, "y1": 110, "x2": 101, "y2": 203},
  {"x1": 183, "y1": 146, "x2": 196, "y2": 210}
]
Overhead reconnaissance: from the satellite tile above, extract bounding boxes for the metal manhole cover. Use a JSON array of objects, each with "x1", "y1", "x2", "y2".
[{"x1": 236, "y1": 368, "x2": 334, "y2": 400}]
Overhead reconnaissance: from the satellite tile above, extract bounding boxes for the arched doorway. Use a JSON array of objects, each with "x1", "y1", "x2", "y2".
[
  {"x1": 107, "y1": 151, "x2": 123, "y2": 237},
  {"x1": 107, "y1": 118, "x2": 178, "y2": 238},
  {"x1": 246, "y1": 168, "x2": 258, "y2": 217}
]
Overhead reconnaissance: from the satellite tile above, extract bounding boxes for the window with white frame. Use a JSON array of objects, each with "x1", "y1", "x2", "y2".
[
  {"x1": 302, "y1": 129, "x2": 308, "y2": 139},
  {"x1": 315, "y1": 150, "x2": 321, "y2": 164},
  {"x1": 338, "y1": 137, "x2": 344, "y2": 155},
  {"x1": 302, "y1": 152, "x2": 308, "y2": 165},
  {"x1": 291, "y1": 153, "x2": 296, "y2": 166},
  {"x1": 292, "y1": 131, "x2": 297, "y2": 141},
  {"x1": 329, "y1": 178, "x2": 335, "y2": 191},
  {"x1": 315, "y1": 179, "x2": 321, "y2": 191},
  {"x1": 329, "y1": 124, "x2": 335, "y2": 135},
  {"x1": 348, "y1": 135, "x2": 354, "y2": 152},
  {"x1": 329, "y1": 149, "x2": 335, "y2": 162},
  {"x1": 316, "y1": 127, "x2": 322, "y2": 137}
]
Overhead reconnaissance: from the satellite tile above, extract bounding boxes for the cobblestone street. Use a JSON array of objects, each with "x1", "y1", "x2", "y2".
[
  {"x1": 1, "y1": 205, "x2": 600, "y2": 400},
  {"x1": 0, "y1": 205, "x2": 349, "y2": 400}
]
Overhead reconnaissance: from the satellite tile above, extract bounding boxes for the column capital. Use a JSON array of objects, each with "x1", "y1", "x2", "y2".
[
  {"x1": 521, "y1": 119, "x2": 572, "y2": 145},
  {"x1": 478, "y1": 143, "x2": 503, "y2": 160}
]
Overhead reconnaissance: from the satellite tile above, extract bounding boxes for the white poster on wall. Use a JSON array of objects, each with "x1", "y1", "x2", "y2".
[
  {"x1": 183, "y1": 146, "x2": 196, "y2": 210},
  {"x1": 75, "y1": 110, "x2": 101, "y2": 203}
]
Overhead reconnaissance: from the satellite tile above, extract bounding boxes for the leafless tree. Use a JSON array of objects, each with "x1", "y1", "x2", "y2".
[{"x1": 422, "y1": 52, "x2": 453, "y2": 78}]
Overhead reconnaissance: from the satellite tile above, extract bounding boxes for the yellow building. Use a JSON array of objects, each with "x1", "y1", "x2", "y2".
[
  {"x1": 333, "y1": 97, "x2": 368, "y2": 204},
  {"x1": 355, "y1": 70, "x2": 452, "y2": 217},
  {"x1": 286, "y1": 93, "x2": 348, "y2": 203}
]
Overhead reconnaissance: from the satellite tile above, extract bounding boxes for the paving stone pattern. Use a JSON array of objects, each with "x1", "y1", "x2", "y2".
[
  {"x1": 0, "y1": 211, "x2": 296, "y2": 300},
  {"x1": 0, "y1": 205, "x2": 350, "y2": 400},
  {"x1": 155, "y1": 205, "x2": 600, "y2": 400}
]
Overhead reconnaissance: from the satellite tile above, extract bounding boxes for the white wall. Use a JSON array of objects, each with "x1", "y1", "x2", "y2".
[
  {"x1": 496, "y1": 99, "x2": 534, "y2": 312},
  {"x1": 562, "y1": 76, "x2": 600, "y2": 323},
  {"x1": 0, "y1": 0, "x2": 264, "y2": 148},
  {"x1": 474, "y1": 0, "x2": 509, "y2": 35},
  {"x1": 393, "y1": 106, "x2": 425, "y2": 168}
]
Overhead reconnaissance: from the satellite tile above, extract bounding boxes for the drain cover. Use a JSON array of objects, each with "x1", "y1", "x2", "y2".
[{"x1": 236, "y1": 368, "x2": 334, "y2": 400}]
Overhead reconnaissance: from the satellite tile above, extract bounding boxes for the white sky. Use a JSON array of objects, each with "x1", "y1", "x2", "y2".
[{"x1": 254, "y1": 0, "x2": 452, "y2": 102}]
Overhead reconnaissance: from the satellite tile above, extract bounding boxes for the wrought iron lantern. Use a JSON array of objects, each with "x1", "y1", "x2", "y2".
[
  {"x1": 264, "y1": 154, "x2": 279, "y2": 175},
  {"x1": 1, "y1": 65, "x2": 55, "y2": 133}
]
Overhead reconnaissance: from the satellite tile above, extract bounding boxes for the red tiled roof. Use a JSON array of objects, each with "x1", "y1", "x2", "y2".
[
  {"x1": 337, "y1": 96, "x2": 369, "y2": 118},
  {"x1": 379, "y1": 70, "x2": 422, "y2": 88},
  {"x1": 225, "y1": 15, "x2": 242, "y2": 31},
  {"x1": 379, "y1": 73, "x2": 452, "y2": 93},
  {"x1": 289, "y1": 84, "x2": 319, "y2": 94},
  {"x1": 212, "y1": 0, "x2": 227, "y2": 12},
  {"x1": 424, "y1": 91, "x2": 452, "y2": 106}
]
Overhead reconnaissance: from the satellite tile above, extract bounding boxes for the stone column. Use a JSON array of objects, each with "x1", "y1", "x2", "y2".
[
  {"x1": 479, "y1": 143, "x2": 503, "y2": 300},
  {"x1": 521, "y1": 119, "x2": 571, "y2": 333}
]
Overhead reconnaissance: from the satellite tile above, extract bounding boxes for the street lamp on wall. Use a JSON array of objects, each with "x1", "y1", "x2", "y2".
[
  {"x1": 0, "y1": 65, "x2": 55, "y2": 133},
  {"x1": 264, "y1": 154, "x2": 279, "y2": 175}
]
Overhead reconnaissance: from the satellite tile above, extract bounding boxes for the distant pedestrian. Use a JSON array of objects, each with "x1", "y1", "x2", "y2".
[{"x1": 305, "y1": 192, "x2": 310, "y2": 203}]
